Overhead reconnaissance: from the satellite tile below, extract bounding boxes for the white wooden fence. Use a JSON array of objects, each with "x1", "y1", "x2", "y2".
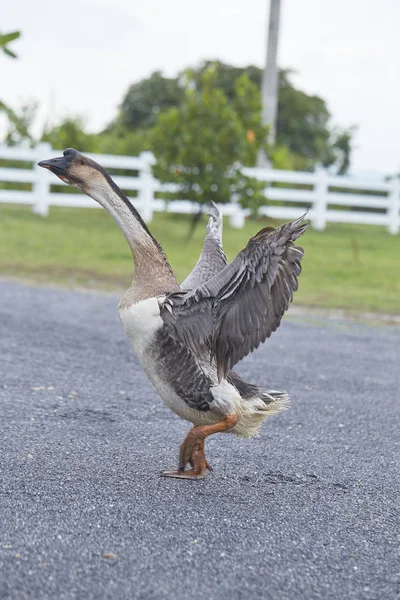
[{"x1": 0, "y1": 142, "x2": 399, "y2": 234}]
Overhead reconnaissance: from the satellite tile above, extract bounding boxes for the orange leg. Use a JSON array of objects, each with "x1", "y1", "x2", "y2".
[{"x1": 161, "y1": 414, "x2": 239, "y2": 480}]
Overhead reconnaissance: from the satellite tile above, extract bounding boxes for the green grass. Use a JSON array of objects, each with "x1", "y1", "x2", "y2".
[{"x1": 0, "y1": 204, "x2": 399, "y2": 314}]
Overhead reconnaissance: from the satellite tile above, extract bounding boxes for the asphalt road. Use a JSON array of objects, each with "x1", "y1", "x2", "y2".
[{"x1": 0, "y1": 280, "x2": 399, "y2": 600}]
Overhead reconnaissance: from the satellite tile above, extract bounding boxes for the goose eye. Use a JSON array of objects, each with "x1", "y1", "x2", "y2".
[{"x1": 80, "y1": 159, "x2": 85, "y2": 165}]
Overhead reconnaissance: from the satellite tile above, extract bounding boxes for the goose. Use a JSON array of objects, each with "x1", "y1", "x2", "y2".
[{"x1": 39, "y1": 148, "x2": 308, "y2": 480}]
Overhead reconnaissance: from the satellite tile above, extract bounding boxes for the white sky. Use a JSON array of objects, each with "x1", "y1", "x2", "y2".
[{"x1": 2, "y1": 0, "x2": 399, "y2": 174}]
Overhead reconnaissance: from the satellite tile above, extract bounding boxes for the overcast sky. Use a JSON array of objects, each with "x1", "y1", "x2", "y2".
[{"x1": 2, "y1": 0, "x2": 399, "y2": 175}]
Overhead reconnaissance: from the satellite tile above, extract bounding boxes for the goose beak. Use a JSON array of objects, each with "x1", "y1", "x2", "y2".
[{"x1": 38, "y1": 155, "x2": 71, "y2": 178}]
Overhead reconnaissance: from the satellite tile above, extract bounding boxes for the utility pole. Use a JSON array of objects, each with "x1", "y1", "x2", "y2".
[{"x1": 258, "y1": 0, "x2": 281, "y2": 167}]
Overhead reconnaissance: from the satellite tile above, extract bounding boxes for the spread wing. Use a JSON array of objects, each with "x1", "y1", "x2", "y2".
[
  {"x1": 161, "y1": 213, "x2": 308, "y2": 381},
  {"x1": 181, "y1": 201, "x2": 228, "y2": 291}
]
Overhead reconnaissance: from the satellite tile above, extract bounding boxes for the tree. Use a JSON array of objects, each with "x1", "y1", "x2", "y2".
[
  {"x1": 196, "y1": 64, "x2": 353, "y2": 172},
  {"x1": 95, "y1": 125, "x2": 151, "y2": 156},
  {"x1": 189, "y1": 61, "x2": 262, "y2": 104},
  {"x1": 276, "y1": 69, "x2": 333, "y2": 168},
  {"x1": 116, "y1": 61, "x2": 354, "y2": 174},
  {"x1": 151, "y1": 67, "x2": 267, "y2": 220},
  {"x1": 42, "y1": 117, "x2": 97, "y2": 152},
  {"x1": 117, "y1": 71, "x2": 182, "y2": 130},
  {"x1": 3, "y1": 102, "x2": 37, "y2": 146},
  {"x1": 41, "y1": 116, "x2": 153, "y2": 157},
  {"x1": 233, "y1": 73, "x2": 269, "y2": 166},
  {"x1": 116, "y1": 62, "x2": 262, "y2": 130},
  {"x1": 331, "y1": 128, "x2": 356, "y2": 175}
]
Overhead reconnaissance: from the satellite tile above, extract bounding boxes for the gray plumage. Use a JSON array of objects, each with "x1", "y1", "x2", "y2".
[
  {"x1": 181, "y1": 201, "x2": 227, "y2": 291},
  {"x1": 180, "y1": 201, "x2": 282, "y2": 406},
  {"x1": 149, "y1": 326, "x2": 215, "y2": 412},
  {"x1": 162, "y1": 212, "x2": 308, "y2": 381}
]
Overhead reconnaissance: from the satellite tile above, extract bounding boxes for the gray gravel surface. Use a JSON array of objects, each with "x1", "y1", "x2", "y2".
[{"x1": 0, "y1": 280, "x2": 399, "y2": 600}]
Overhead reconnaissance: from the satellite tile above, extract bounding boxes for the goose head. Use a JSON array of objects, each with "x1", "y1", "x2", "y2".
[
  {"x1": 38, "y1": 148, "x2": 112, "y2": 200},
  {"x1": 38, "y1": 147, "x2": 165, "y2": 250}
]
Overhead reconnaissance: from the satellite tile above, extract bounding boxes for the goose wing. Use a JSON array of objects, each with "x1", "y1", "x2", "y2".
[
  {"x1": 161, "y1": 213, "x2": 308, "y2": 381},
  {"x1": 181, "y1": 201, "x2": 228, "y2": 291}
]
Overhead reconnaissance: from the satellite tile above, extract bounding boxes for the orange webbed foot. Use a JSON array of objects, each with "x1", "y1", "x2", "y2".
[
  {"x1": 161, "y1": 431, "x2": 212, "y2": 480},
  {"x1": 160, "y1": 415, "x2": 238, "y2": 481}
]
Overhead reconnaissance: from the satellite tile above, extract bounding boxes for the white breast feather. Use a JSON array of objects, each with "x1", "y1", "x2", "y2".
[
  {"x1": 119, "y1": 297, "x2": 163, "y2": 356},
  {"x1": 119, "y1": 297, "x2": 217, "y2": 425}
]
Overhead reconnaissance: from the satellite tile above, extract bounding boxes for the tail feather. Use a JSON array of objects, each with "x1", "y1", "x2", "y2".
[
  {"x1": 226, "y1": 370, "x2": 289, "y2": 437},
  {"x1": 231, "y1": 387, "x2": 289, "y2": 438},
  {"x1": 261, "y1": 389, "x2": 290, "y2": 405}
]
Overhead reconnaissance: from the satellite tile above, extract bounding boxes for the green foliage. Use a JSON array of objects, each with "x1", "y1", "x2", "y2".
[
  {"x1": 270, "y1": 145, "x2": 308, "y2": 170},
  {"x1": 189, "y1": 61, "x2": 263, "y2": 103},
  {"x1": 96, "y1": 127, "x2": 151, "y2": 156},
  {"x1": 41, "y1": 116, "x2": 152, "y2": 156},
  {"x1": 0, "y1": 102, "x2": 37, "y2": 195},
  {"x1": 277, "y1": 69, "x2": 332, "y2": 168},
  {"x1": 150, "y1": 67, "x2": 267, "y2": 213},
  {"x1": 198, "y1": 63, "x2": 354, "y2": 173},
  {"x1": 0, "y1": 101, "x2": 16, "y2": 127},
  {"x1": 116, "y1": 60, "x2": 354, "y2": 174},
  {"x1": 0, "y1": 31, "x2": 22, "y2": 129},
  {"x1": 331, "y1": 128, "x2": 356, "y2": 175},
  {"x1": 3, "y1": 101, "x2": 37, "y2": 146},
  {"x1": 0, "y1": 31, "x2": 21, "y2": 59},
  {"x1": 42, "y1": 117, "x2": 97, "y2": 152},
  {"x1": 233, "y1": 73, "x2": 268, "y2": 166},
  {"x1": 118, "y1": 71, "x2": 182, "y2": 130}
]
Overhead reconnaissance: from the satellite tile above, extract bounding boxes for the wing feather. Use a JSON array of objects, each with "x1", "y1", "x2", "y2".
[
  {"x1": 181, "y1": 201, "x2": 228, "y2": 290},
  {"x1": 161, "y1": 213, "x2": 308, "y2": 380}
]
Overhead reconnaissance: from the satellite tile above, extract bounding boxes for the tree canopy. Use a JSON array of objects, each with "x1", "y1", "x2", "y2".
[
  {"x1": 117, "y1": 71, "x2": 182, "y2": 130},
  {"x1": 115, "y1": 60, "x2": 354, "y2": 173},
  {"x1": 1, "y1": 54, "x2": 355, "y2": 175},
  {"x1": 151, "y1": 67, "x2": 267, "y2": 213},
  {"x1": 42, "y1": 118, "x2": 97, "y2": 152}
]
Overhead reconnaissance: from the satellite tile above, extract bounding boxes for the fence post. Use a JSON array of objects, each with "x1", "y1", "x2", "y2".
[
  {"x1": 312, "y1": 167, "x2": 328, "y2": 231},
  {"x1": 32, "y1": 142, "x2": 52, "y2": 217},
  {"x1": 138, "y1": 151, "x2": 155, "y2": 222},
  {"x1": 387, "y1": 178, "x2": 399, "y2": 235}
]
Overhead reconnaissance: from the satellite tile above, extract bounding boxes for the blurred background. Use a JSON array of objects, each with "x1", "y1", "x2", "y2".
[{"x1": 1, "y1": 0, "x2": 399, "y2": 315}]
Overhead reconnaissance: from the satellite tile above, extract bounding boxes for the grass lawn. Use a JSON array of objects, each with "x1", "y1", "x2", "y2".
[{"x1": 0, "y1": 204, "x2": 399, "y2": 314}]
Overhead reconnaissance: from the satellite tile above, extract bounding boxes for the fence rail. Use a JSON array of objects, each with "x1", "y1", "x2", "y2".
[{"x1": 0, "y1": 143, "x2": 399, "y2": 233}]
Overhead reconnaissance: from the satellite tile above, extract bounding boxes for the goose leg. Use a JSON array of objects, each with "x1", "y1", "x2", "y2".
[
  {"x1": 161, "y1": 414, "x2": 238, "y2": 480},
  {"x1": 187, "y1": 438, "x2": 213, "y2": 473}
]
